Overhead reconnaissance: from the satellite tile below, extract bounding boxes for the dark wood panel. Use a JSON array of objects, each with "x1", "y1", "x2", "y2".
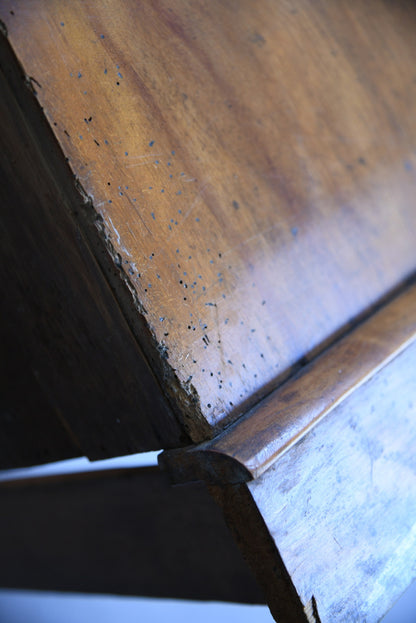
[
  {"x1": 0, "y1": 325, "x2": 81, "y2": 469},
  {"x1": 1, "y1": 0, "x2": 416, "y2": 439},
  {"x1": 0, "y1": 466, "x2": 265, "y2": 604},
  {"x1": 0, "y1": 36, "x2": 186, "y2": 467}
]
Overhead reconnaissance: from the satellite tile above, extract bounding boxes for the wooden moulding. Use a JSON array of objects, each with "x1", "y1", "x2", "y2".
[
  {"x1": 160, "y1": 279, "x2": 416, "y2": 484},
  {"x1": 253, "y1": 336, "x2": 416, "y2": 621},
  {"x1": 213, "y1": 338, "x2": 416, "y2": 622},
  {"x1": 160, "y1": 284, "x2": 416, "y2": 621}
]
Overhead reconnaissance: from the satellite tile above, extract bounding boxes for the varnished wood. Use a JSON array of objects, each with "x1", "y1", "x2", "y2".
[
  {"x1": 1, "y1": 3, "x2": 416, "y2": 620},
  {"x1": 0, "y1": 33, "x2": 186, "y2": 467},
  {"x1": 0, "y1": 466, "x2": 264, "y2": 604},
  {"x1": 160, "y1": 280, "x2": 416, "y2": 483},
  {"x1": 1, "y1": 0, "x2": 416, "y2": 443},
  {"x1": 213, "y1": 339, "x2": 416, "y2": 622}
]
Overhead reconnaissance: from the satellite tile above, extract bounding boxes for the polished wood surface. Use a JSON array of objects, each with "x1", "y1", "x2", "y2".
[
  {"x1": 161, "y1": 280, "x2": 416, "y2": 483},
  {"x1": 1, "y1": 0, "x2": 416, "y2": 442},
  {"x1": 0, "y1": 38, "x2": 185, "y2": 465},
  {"x1": 0, "y1": 466, "x2": 264, "y2": 604},
  {"x1": 1, "y1": 3, "x2": 416, "y2": 620},
  {"x1": 214, "y1": 339, "x2": 416, "y2": 622}
]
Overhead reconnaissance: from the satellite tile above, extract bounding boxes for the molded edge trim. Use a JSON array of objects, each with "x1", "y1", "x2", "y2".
[
  {"x1": 161, "y1": 279, "x2": 416, "y2": 484},
  {"x1": 158, "y1": 447, "x2": 253, "y2": 485}
]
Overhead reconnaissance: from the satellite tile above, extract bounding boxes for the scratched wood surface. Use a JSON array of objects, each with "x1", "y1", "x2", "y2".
[
  {"x1": 160, "y1": 280, "x2": 416, "y2": 484},
  {"x1": 212, "y1": 338, "x2": 416, "y2": 622},
  {"x1": 250, "y1": 340, "x2": 416, "y2": 622},
  {"x1": 0, "y1": 33, "x2": 185, "y2": 466},
  {"x1": 1, "y1": 0, "x2": 416, "y2": 442}
]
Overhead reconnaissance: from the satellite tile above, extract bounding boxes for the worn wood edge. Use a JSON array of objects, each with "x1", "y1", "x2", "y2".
[
  {"x1": 0, "y1": 25, "x2": 211, "y2": 445},
  {"x1": 3, "y1": 16, "x2": 416, "y2": 448},
  {"x1": 3, "y1": 17, "x2": 416, "y2": 448},
  {"x1": 0, "y1": 33, "x2": 189, "y2": 456},
  {"x1": 246, "y1": 339, "x2": 416, "y2": 622},
  {"x1": 3, "y1": 17, "x2": 416, "y2": 447},
  {"x1": 0, "y1": 19, "x2": 317, "y2": 446},
  {"x1": 161, "y1": 278, "x2": 416, "y2": 484},
  {"x1": 158, "y1": 446, "x2": 252, "y2": 485},
  {"x1": 209, "y1": 483, "x2": 309, "y2": 622}
]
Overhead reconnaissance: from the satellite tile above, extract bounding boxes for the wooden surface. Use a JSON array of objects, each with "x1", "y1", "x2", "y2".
[
  {"x1": 1, "y1": 5, "x2": 416, "y2": 618},
  {"x1": 0, "y1": 33, "x2": 187, "y2": 466},
  {"x1": 1, "y1": 0, "x2": 416, "y2": 443},
  {"x1": 160, "y1": 280, "x2": 416, "y2": 483},
  {"x1": 236, "y1": 339, "x2": 416, "y2": 622},
  {"x1": 212, "y1": 482, "x2": 309, "y2": 623},
  {"x1": 0, "y1": 316, "x2": 81, "y2": 468},
  {"x1": 0, "y1": 466, "x2": 264, "y2": 604}
]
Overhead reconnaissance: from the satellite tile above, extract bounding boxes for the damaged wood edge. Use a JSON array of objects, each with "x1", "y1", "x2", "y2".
[
  {"x1": 304, "y1": 596, "x2": 322, "y2": 623},
  {"x1": 3, "y1": 21, "x2": 415, "y2": 450},
  {"x1": 209, "y1": 483, "x2": 310, "y2": 622},
  {"x1": 158, "y1": 446, "x2": 253, "y2": 485},
  {"x1": 72, "y1": 181, "x2": 210, "y2": 443},
  {"x1": 160, "y1": 279, "x2": 416, "y2": 484},
  {"x1": 0, "y1": 29, "x2": 211, "y2": 445}
]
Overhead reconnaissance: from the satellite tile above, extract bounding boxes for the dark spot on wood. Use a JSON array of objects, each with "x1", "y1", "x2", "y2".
[
  {"x1": 250, "y1": 32, "x2": 266, "y2": 48},
  {"x1": 29, "y1": 76, "x2": 42, "y2": 89},
  {"x1": 280, "y1": 390, "x2": 298, "y2": 404}
]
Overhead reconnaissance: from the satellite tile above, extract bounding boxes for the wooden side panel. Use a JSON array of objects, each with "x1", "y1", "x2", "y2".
[
  {"x1": 245, "y1": 340, "x2": 416, "y2": 622},
  {"x1": 0, "y1": 325, "x2": 81, "y2": 468},
  {"x1": 0, "y1": 466, "x2": 265, "y2": 605},
  {"x1": 1, "y1": 0, "x2": 416, "y2": 437},
  {"x1": 0, "y1": 37, "x2": 185, "y2": 467}
]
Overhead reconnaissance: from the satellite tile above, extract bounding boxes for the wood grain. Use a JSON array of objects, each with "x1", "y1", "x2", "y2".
[
  {"x1": 1, "y1": 0, "x2": 416, "y2": 439},
  {"x1": 0, "y1": 324, "x2": 81, "y2": 468},
  {"x1": 0, "y1": 35, "x2": 186, "y2": 466},
  {"x1": 212, "y1": 339, "x2": 416, "y2": 622},
  {"x1": 210, "y1": 482, "x2": 309, "y2": 623},
  {"x1": 0, "y1": 466, "x2": 264, "y2": 604},
  {"x1": 160, "y1": 280, "x2": 416, "y2": 483}
]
